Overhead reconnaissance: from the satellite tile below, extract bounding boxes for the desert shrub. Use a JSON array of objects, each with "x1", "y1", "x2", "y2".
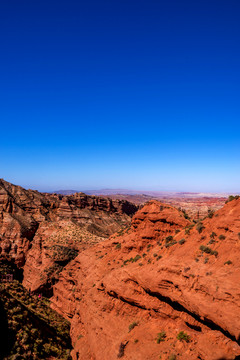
[
  {"x1": 132, "y1": 255, "x2": 141, "y2": 262},
  {"x1": 238, "y1": 233, "x2": 240, "y2": 239},
  {"x1": 204, "y1": 257, "x2": 209, "y2": 264},
  {"x1": 165, "y1": 236, "x2": 173, "y2": 244},
  {"x1": 168, "y1": 355, "x2": 177, "y2": 360},
  {"x1": 224, "y1": 260, "x2": 232, "y2": 265},
  {"x1": 208, "y1": 210, "x2": 215, "y2": 218},
  {"x1": 208, "y1": 239, "x2": 215, "y2": 244},
  {"x1": 129, "y1": 321, "x2": 138, "y2": 332},
  {"x1": 219, "y1": 234, "x2": 226, "y2": 240},
  {"x1": 156, "y1": 255, "x2": 162, "y2": 260},
  {"x1": 185, "y1": 228, "x2": 190, "y2": 235},
  {"x1": 177, "y1": 331, "x2": 190, "y2": 342},
  {"x1": 199, "y1": 245, "x2": 218, "y2": 256},
  {"x1": 226, "y1": 195, "x2": 239, "y2": 203},
  {"x1": 210, "y1": 232, "x2": 217, "y2": 239},
  {"x1": 199, "y1": 245, "x2": 208, "y2": 252},
  {"x1": 165, "y1": 241, "x2": 177, "y2": 248},
  {"x1": 182, "y1": 210, "x2": 190, "y2": 220},
  {"x1": 156, "y1": 331, "x2": 166, "y2": 344},
  {"x1": 124, "y1": 255, "x2": 141, "y2": 265},
  {"x1": 196, "y1": 222, "x2": 205, "y2": 234},
  {"x1": 178, "y1": 238, "x2": 186, "y2": 245},
  {"x1": 115, "y1": 243, "x2": 121, "y2": 249},
  {"x1": 175, "y1": 229, "x2": 180, "y2": 234}
]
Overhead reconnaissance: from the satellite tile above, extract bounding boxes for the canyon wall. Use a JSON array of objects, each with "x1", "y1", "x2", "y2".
[
  {"x1": 51, "y1": 199, "x2": 240, "y2": 360},
  {"x1": 0, "y1": 179, "x2": 137, "y2": 295}
]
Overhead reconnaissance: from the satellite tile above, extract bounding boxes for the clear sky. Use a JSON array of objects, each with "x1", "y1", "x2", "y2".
[{"x1": 0, "y1": 0, "x2": 240, "y2": 192}]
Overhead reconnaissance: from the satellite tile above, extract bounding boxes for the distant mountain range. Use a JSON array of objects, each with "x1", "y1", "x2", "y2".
[{"x1": 51, "y1": 188, "x2": 230, "y2": 198}]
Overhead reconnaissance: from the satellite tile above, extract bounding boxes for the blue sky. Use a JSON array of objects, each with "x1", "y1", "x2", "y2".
[{"x1": 0, "y1": 0, "x2": 240, "y2": 192}]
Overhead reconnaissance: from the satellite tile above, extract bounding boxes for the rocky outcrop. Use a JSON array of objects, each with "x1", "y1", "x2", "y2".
[
  {"x1": 2, "y1": 179, "x2": 240, "y2": 359},
  {"x1": 51, "y1": 200, "x2": 240, "y2": 360},
  {"x1": 0, "y1": 179, "x2": 138, "y2": 294}
]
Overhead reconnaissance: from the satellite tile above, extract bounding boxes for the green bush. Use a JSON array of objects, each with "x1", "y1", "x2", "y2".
[
  {"x1": 210, "y1": 232, "x2": 217, "y2": 239},
  {"x1": 224, "y1": 260, "x2": 232, "y2": 265},
  {"x1": 177, "y1": 331, "x2": 190, "y2": 342},
  {"x1": 219, "y1": 234, "x2": 226, "y2": 240},
  {"x1": 178, "y1": 238, "x2": 186, "y2": 245},
  {"x1": 226, "y1": 195, "x2": 239, "y2": 203},
  {"x1": 165, "y1": 241, "x2": 177, "y2": 248},
  {"x1": 123, "y1": 255, "x2": 141, "y2": 265},
  {"x1": 208, "y1": 239, "x2": 215, "y2": 244},
  {"x1": 156, "y1": 331, "x2": 166, "y2": 344},
  {"x1": 196, "y1": 222, "x2": 205, "y2": 234},
  {"x1": 199, "y1": 245, "x2": 218, "y2": 256},
  {"x1": 165, "y1": 236, "x2": 173, "y2": 244},
  {"x1": 132, "y1": 255, "x2": 141, "y2": 262},
  {"x1": 129, "y1": 321, "x2": 138, "y2": 332}
]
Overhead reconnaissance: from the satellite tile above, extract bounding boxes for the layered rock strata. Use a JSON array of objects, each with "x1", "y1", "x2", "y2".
[
  {"x1": 0, "y1": 179, "x2": 138, "y2": 294},
  {"x1": 51, "y1": 200, "x2": 240, "y2": 360}
]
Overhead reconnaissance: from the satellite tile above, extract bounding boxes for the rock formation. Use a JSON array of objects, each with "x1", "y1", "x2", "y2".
[
  {"x1": 1, "y1": 179, "x2": 240, "y2": 359},
  {"x1": 51, "y1": 199, "x2": 240, "y2": 360},
  {"x1": 0, "y1": 179, "x2": 138, "y2": 295}
]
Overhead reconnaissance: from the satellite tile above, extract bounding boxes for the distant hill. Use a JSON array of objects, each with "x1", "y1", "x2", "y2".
[
  {"x1": 52, "y1": 188, "x2": 230, "y2": 198},
  {"x1": 52, "y1": 189, "x2": 79, "y2": 195},
  {"x1": 50, "y1": 189, "x2": 229, "y2": 219}
]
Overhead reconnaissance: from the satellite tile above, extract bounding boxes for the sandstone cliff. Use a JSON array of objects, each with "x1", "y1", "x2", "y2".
[
  {"x1": 51, "y1": 199, "x2": 240, "y2": 360},
  {"x1": 2, "y1": 179, "x2": 240, "y2": 359},
  {"x1": 0, "y1": 179, "x2": 138, "y2": 295}
]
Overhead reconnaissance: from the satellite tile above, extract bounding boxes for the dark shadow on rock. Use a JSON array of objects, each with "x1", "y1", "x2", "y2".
[{"x1": 0, "y1": 299, "x2": 11, "y2": 359}]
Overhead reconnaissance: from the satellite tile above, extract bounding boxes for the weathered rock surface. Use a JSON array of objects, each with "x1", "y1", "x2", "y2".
[
  {"x1": 2, "y1": 179, "x2": 240, "y2": 359},
  {"x1": 0, "y1": 179, "x2": 138, "y2": 294},
  {"x1": 51, "y1": 199, "x2": 240, "y2": 360}
]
